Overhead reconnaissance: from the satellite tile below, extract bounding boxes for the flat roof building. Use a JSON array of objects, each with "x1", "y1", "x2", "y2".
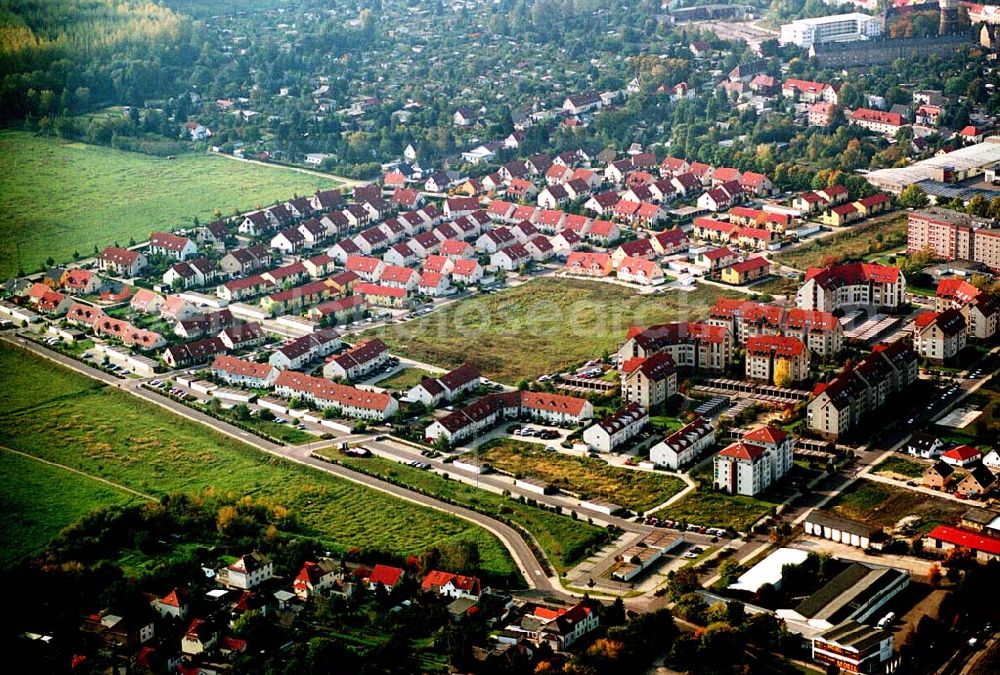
[{"x1": 780, "y1": 13, "x2": 881, "y2": 49}]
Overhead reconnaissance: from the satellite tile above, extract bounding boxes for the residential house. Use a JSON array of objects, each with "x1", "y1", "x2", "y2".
[
  {"x1": 714, "y1": 426, "x2": 794, "y2": 496},
  {"x1": 98, "y1": 247, "x2": 147, "y2": 277},
  {"x1": 649, "y1": 417, "x2": 714, "y2": 470},
  {"x1": 322, "y1": 338, "x2": 390, "y2": 381},
  {"x1": 582, "y1": 403, "x2": 649, "y2": 452},
  {"x1": 149, "y1": 232, "x2": 197, "y2": 260},
  {"x1": 913, "y1": 309, "x2": 967, "y2": 362},
  {"x1": 745, "y1": 335, "x2": 810, "y2": 383}
]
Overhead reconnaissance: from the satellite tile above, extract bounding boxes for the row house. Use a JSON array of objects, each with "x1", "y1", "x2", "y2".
[
  {"x1": 163, "y1": 336, "x2": 226, "y2": 368},
  {"x1": 564, "y1": 252, "x2": 613, "y2": 277},
  {"x1": 260, "y1": 279, "x2": 337, "y2": 316},
  {"x1": 405, "y1": 362, "x2": 482, "y2": 407},
  {"x1": 219, "y1": 245, "x2": 272, "y2": 277},
  {"x1": 425, "y1": 390, "x2": 593, "y2": 445},
  {"x1": 274, "y1": 370, "x2": 398, "y2": 421},
  {"x1": 211, "y1": 355, "x2": 279, "y2": 389},
  {"x1": 307, "y1": 294, "x2": 368, "y2": 325},
  {"x1": 617, "y1": 257, "x2": 664, "y2": 286},
  {"x1": 582, "y1": 403, "x2": 649, "y2": 452},
  {"x1": 163, "y1": 257, "x2": 217, "y2": 289},
  {"x1": 353, "y1": 282, "x2": 409, "y2": 308},
  {"x1": 269, "y1": 328, "x2": 342, "y2": 370},
  {"x1": 322, "y1": 338, "x2": 389, "y2": 381},
  {"x1": 650, "y1": 417, "x2": 714, "y2": 470},
  {"x1": 217, "y1": 275, "x2": 274, "y2": 302}
]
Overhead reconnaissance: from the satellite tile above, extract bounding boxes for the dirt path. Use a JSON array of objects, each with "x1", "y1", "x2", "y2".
[{"x1": 208, "y1": 150, "x2": 369, "y2": 187}]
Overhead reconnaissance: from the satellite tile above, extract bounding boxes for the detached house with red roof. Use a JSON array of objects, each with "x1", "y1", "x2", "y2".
[
  {"x1": 421, "y1": 570, "x2": 483, "y2": 600},
  {"x1": 714, "y1": 426, "x2": 794, "y2": 496},
  {"x1": 451, "y1": 259, "x2": 483, "y2": 286},
  {"x1": 616, "y1": 256, "x2": 664, "y2": 286},
  {"x1": 367, "y1": 564, "x2": 404, "y2": 591},
  {"x1": 941, "y1": 444, "x2": 982, "y2": 468},
  {"x1": 564, "y1": 252, "x2": 613, "y2": 277},
  {"x1": 293, "y1": 559, "x2": 345, "y2": 600},
  {"x1": 914, "y1": 309, "x2": 967, "y2": 362}
]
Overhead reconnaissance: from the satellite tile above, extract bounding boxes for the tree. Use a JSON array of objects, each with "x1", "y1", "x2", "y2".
[
  {"x1": 674, "y1": 592, "x2": 708, "y2": 624},
  {"x1": 928, "y1": 563, "x2": 942, "y2": 587},
  {"x1": 898, "y1": 184, "x2": 929, "y2": 208},
  {"x1": 773, "y1": 358, "x2": 793, "y2": 389}
]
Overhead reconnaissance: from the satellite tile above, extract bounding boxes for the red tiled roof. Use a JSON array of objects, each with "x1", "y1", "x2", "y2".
[
  {"x1": 927, "y1": 525, "x2": 1000, "y2": 556},
  {"x1": 718, "y1": 441, "x2": 766, "y2": 461}
]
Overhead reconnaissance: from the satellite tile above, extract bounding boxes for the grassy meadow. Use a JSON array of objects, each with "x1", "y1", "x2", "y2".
[
  {"x1": 0, "y1": 450, "x2": 142, "y2": 568},
  {"x1": 364, "y1": 278, "x2": 735, "y2": 383},
  {"x1": 824, "y1": 479, "x2": 966, "y2": 533},
  {"x1": 476, "y1": 439, "x2": 686, "y2": 513},
  {"x1": 774, "y1": 213, "x2": 908, "y2": 271},
  {"x1": 0, "y1": 131, "x2": 340, "y2": 276},
  {"x1": 0, "y1": 345, "x2": 515, "y2": 577}
]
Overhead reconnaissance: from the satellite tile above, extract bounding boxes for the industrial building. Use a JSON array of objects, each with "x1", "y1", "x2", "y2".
[{"x1": 865, "y1": 136, "x2": 1000, "y2": 194}]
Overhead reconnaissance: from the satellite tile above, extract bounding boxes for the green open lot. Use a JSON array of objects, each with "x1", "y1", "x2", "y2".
[
  {"x1": 774, "y1": 213, "x2": 907, "y2": 271},
  {"x1": 873, "y1": 455, "x2": 928, "y2": 480},
  {"x1": 0, "y1": 345, "x2": 515, "y2": 578},
  {"x1": 660, "y1": 462, "x2": 780, "y2": 532},
  {"x1": 364, "y1": 278, "x2": 736, "y2": 383},
  {"x1": 375, "y1": 367, "x2": 438, "y2": 391},
  {"x1": 823, "y1": 479, "x2": 966, "y2": 533},
  {"x1": 476, "y1": 439, "x2": 685, "y2": 513},
  {"x1": 0, "y1": 131, "x2": 340, "y2": 276},
  {"x1": 0, "y1": 450, "x2": 141, "y2": 569},
  {"x1": 317, "y1": 453, "x2": 610, "y2": 573}
]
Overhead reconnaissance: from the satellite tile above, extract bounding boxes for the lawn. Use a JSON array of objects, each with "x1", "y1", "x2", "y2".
[
  {"x1": 318, "y1": 453, "x2": 610, "y2": 573},
  {"x1": 0, "y1": 131, "x2": 341, "y2": 276},
  {"x1": 657, "y1": 459, "x2": 784, "y2": 532},
  {"x1": 873, "y1": 455, "x2": 927, "y2": 480},
  {"x1": 659, "y1": 489, "x2": 778, "y2": 532},
  {"x1": 0, "y1": 450, "x2": 141, "y2": 569},
  {"x1": 375, "y1": 367, "x2": 438, "y2": 391},
  {"x1": 475, "y1": 439, "x2": 686, "y2": 512},
  {"x1": 823, "y1": 479, "x2": 966, "y2": 533},
  {"x1": 774, "y1": 213, "x2": 908, "y2": 271},
  {"x1": 0, "y1": 345, "x2": 516, "y2": 579},
  {"x1": 363, "y1": 278, "x2": 736, "y2": 383}
]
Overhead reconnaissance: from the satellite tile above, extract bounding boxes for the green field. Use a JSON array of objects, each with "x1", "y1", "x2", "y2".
[
  {"x1": 0, "y1": 345, "x2": 515, "y2": 578},
  {"x1": 364, "y1": 278, "x2": 735, "y2": 383},
  {"x1": 375, "y1": 367, "x2": 438, "y2": 391},
  {"x1": 658, "y1": 490, "x2": 777, "y2": 532},
  {"x1": 476, "y1": 439, "x2": 686, "y2": 512},
  {"x1": 873, "y1": 455, "x2": 927, "y2": 480},
  {"x1": 824, "y1": 479, "x2": 966, "y2": 533},
  {"x1": 0, "y1": 450, "x2": 141, "y2": 568},
  {"x1": 658, "y1": 460, "x2": 781, "y2": 532},
  {"x1": 774, "y1": 214, "x2": 907, "y2": 271},
  {"x1": 318, "y1": 453, "x2": 610, "y2": 572},
  {"x1": 0, "y1": 131, "x2": 340, "y2": 276}
]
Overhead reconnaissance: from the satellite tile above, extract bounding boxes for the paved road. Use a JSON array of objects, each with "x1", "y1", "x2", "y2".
[{"x1": 2, "y1": 334, "x2": 565, "y2": 595}]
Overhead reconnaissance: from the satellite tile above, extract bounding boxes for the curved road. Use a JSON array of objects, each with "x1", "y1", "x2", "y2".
[{"x1": 2, "y1": 334, "x2": 563, "y2": 595}]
